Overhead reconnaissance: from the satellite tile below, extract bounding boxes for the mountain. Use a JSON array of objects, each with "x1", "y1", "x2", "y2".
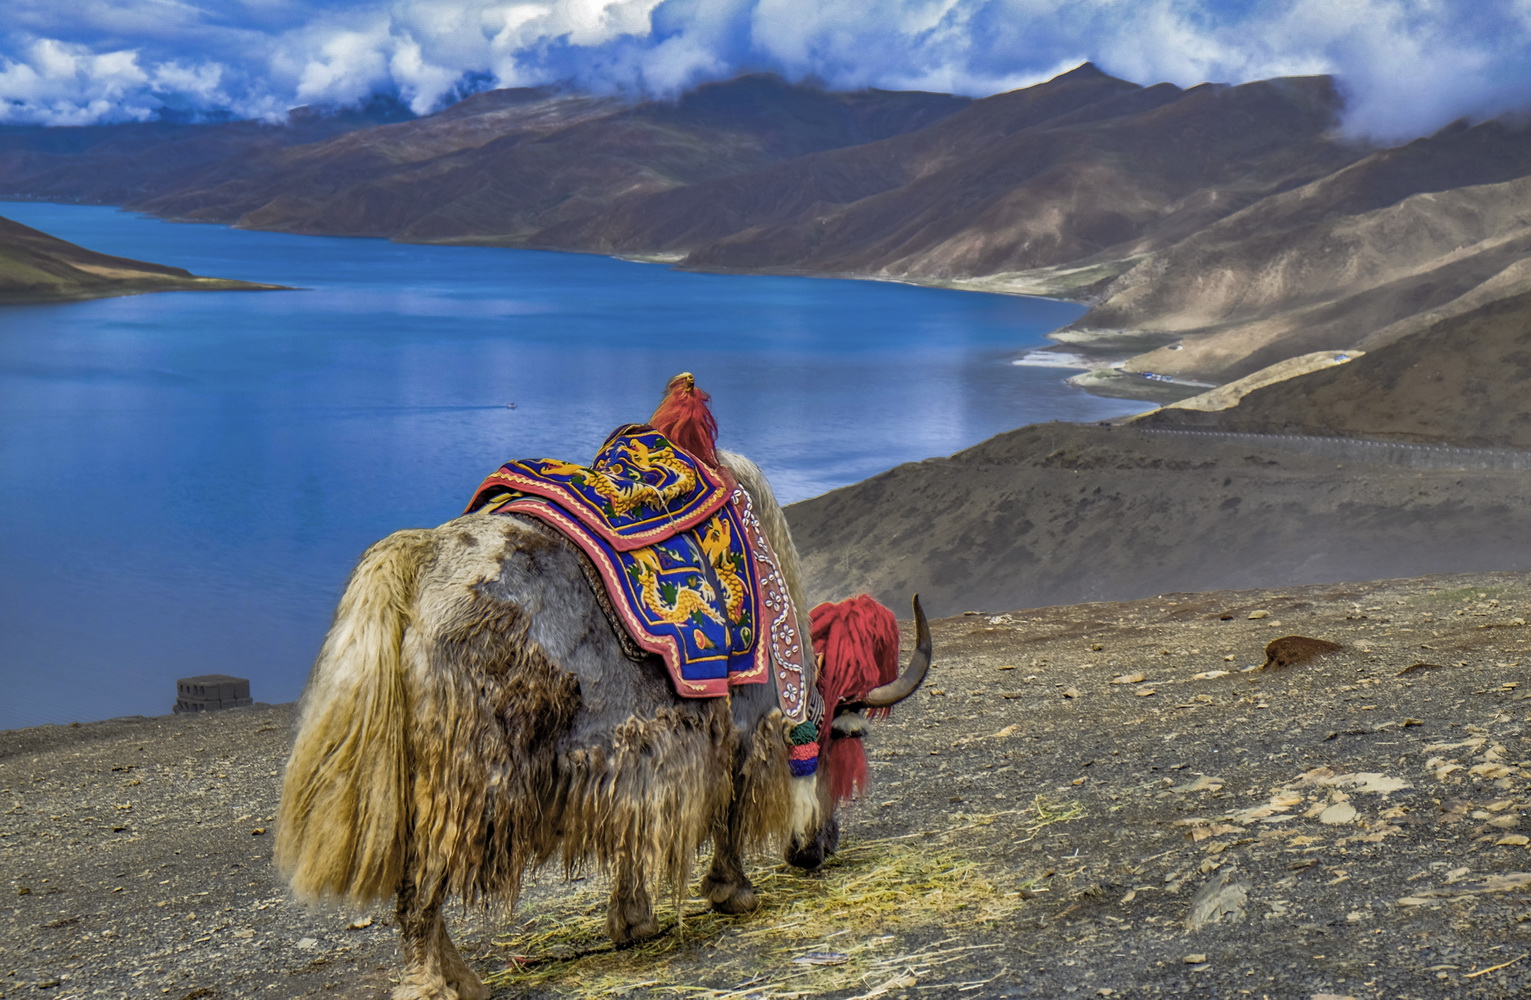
[
  {"x1": 1074, "y1": 119, "x2": 1531, "y2": 383},
  {"x1": 1138, "y1": 289, "x2": 1531, "y2": 448},
  {"x1": 0, "y1": 76, "x2": 968, "y2": 244},
  {"x1": 0, "y1": 214, "x2": 279, "y2": 303},
  {"x1": 784, "y1": 421, "x2": 1531, "y2": 617},
  {"x1": 0, "y1": 97, "x2": 413, "y2": 208},
  {"x1": 2, "y1": 67, "x2": 1528, "y2": 396}
]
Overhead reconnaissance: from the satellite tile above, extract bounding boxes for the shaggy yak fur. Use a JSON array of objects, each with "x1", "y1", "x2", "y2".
[{"x1": 276, "y1": 450, "x2": 904, "y2": 1000}]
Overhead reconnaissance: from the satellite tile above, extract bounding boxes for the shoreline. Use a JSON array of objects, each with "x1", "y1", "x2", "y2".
[
  {"x1": 0, "y1": 276, "x2": 291, "y2": 306},
  {"x1": 540, "y1": 251, "x2": 1198, "y2": 407},
  {"x1": 3, "y1": 196, "x2": 1190, "y2": 406}
]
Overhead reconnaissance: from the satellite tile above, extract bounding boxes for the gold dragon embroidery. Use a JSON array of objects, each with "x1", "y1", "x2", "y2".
[
  {"x1": 628, "y1": 546, "x2": 728, "y2": 628},
  {"x1": 539, "y1": 437, "x2": 699, "y2": 518},
  {"x1": 698, "y1": 515, "x2": 748, "y2": 622}
]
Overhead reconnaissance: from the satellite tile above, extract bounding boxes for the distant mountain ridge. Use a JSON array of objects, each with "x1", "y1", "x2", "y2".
[{"x1": 2, "y1": 65, "x2": 1528, "y2": 439}]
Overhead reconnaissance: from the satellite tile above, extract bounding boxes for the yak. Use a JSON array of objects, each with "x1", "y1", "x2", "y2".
[{"x1": 275, "y1": 375, "x2": 931, "y2": 1000}]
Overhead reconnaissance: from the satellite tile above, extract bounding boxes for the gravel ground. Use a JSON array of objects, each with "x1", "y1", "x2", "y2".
[{"x1": 3, "y1": 570, "x2": 1528, "y2": 999}]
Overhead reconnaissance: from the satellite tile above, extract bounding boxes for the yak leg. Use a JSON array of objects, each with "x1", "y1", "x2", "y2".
[
  {"x1": 394, "y1": 877, "x2": 488, "y2": 1000},
  {"x1": 700, "y1": 791, "x2": 759, "y2": 914},
  {"x1": 606, "y1": 856, "x2": 661, "y2": 944},
  {"x1": 434, "y1": 916, "x2": 487, "y2": 1000}
]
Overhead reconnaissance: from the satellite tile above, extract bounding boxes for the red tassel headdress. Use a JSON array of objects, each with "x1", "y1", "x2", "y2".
[
  {"x1": 810, "y1": 595, "x2": 902, "y2": 803},
  {"x1": 648, "y1": 372, "x2": 719, "y2": 468}
]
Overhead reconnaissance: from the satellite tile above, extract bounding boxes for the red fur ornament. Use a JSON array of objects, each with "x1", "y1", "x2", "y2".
[
  {"x1": 810, "y1": 595, "x2": 901, "y2": 802},
  {"x1": 648, "y1": 372, "x2": 719, "y2": 469}
]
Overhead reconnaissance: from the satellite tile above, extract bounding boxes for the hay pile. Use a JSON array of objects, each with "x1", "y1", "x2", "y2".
[{"x1": 483, "y1": 798, "x2": 1083, "y2": 998}]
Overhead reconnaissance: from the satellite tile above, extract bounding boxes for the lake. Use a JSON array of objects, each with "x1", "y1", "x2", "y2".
[{"x1": 0, "y1": 201, "x2": 1145, "y2": 729}]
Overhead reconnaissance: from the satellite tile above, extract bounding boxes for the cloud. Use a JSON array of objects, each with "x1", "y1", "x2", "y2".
[{"x1": 1, "y1": 0, "x2": 1528, "y2": 140}]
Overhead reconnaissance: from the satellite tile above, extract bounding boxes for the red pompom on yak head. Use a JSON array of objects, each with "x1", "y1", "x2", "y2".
[
  {"x1": 649, "y1": 371, "x2": 719, "y2": 468},
  {"x1": 787, "y1": 594, "x2": 932, "y2": 869}
]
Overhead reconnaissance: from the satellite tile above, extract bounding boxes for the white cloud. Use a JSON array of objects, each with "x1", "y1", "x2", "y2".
[
  {"x1": 291, "y1": 24, "x2": 393, "y2": 106},
  {"x1": 0, "y1": 0, "x2": 1527, "y2": 139},
  {"x1": 0, "y1": 38, "x2": 156, "y2": 124}
]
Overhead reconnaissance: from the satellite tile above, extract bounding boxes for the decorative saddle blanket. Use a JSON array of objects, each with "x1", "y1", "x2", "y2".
[{"x1": 465, "y1": 425, "x2": 809, "y2": 719}]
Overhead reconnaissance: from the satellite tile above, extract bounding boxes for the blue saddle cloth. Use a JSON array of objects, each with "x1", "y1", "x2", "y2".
[{"x1": 466, "y1": 426, "x2": 769, "y2": 698}]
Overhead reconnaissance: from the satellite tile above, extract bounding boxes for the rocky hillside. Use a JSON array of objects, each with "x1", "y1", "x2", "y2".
[
  {"x1": 3, "y1": 66, "x2": 1528, "y2": 385},
  {"x1": 0, "y1": 214, "x2": 279, "y2": 303},
  {"x1": 5, "y1": 571, "x2": 1527, "y2": 998},
  {"x1": 786, "y1": 422, "x2": 1531, "y2": 619},
  {"x1": 1139, "y1": 289, "x2": 1531, "y2": 448}
]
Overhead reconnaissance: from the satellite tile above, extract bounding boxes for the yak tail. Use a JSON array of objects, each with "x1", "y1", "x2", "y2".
[{"x1": 275, "y1": 528, "x2": 435, "y2": 906}]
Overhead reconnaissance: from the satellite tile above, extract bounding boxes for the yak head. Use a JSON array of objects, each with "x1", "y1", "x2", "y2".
[{"x1": 786, "y1": 594, "x2": 932, "y2": 870}]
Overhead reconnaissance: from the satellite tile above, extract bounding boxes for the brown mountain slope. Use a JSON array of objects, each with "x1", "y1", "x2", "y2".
[
  {"x1": 0, "y1": 214, "x2": 279, "y2": 303},
  {"x1": 533, "y1": 62, "x2": 1161, "y2": 254},
  {"x1": 1075, "y1": 120, "x2": 1531, "y2": 382},
  {"x1": 0, "y1": 98, "x2": 412, "y2": 208},
  {"x1": 685, "y1": 73, "x2": 1358, "y2": 279},
  {"x1": 1138, "y1": 288, "x2": 1531, "y2": 447},
  {"x1": 131, "y1": 76, "x2": 970, "y2": 242},
  {"x1": 785, "y1": 422, "x2": 1531, "y2": 618}
]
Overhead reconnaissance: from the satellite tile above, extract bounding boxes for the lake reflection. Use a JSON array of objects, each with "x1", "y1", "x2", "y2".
[{"x1": 0, "y1": 201, "x2": 1144, "y2": 728}]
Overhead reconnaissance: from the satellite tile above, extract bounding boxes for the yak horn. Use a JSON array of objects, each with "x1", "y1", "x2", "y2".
[{"x1": 863, "y1": 595, "x2": 932, "y2": 708}]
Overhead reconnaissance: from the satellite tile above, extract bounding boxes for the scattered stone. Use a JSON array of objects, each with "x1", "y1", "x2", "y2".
[
  {"x1": 1247, "y1": 610, "x2": 1269, "y2": 619},
  {"x1": 1318, "y1": 802, "x2": 1358, "y2": 825},
  {"x1": 1261, "y1": 635, "x2": 1343, "y2": 670},
  {"x1": 1186, "y1": 872, "x2": 1249, "y2": 930},
  {"x1": 1183, "y1": 953, "x2": 1207, "y2": 964}
]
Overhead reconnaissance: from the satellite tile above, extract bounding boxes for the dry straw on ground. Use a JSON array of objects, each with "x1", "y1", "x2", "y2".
[{"x1": 481, "y1": 798, "x2": 1082, "y2": 998}]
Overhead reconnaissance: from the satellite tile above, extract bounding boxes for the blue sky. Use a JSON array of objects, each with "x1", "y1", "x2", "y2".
[{"x1": 3, "y1": 0, "x2": 1530, "y2": 140}]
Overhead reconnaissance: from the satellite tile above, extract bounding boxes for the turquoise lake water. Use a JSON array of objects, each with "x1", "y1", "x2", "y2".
[{"x1": 0, "y1": 201, "x2": 1145, "y2": 728}]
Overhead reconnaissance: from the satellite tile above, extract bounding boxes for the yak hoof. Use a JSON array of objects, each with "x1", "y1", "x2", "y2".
[
  {"x1": 606, "y1": 895, "x2": 661, "y2": 944},
  {"x1": 446, "y1": 970, "x2": 488, "y2": 1000},
  {"x1": 451, "y1": 978, "x2": 488, "y2": 1000},
  {"x1": 702, "y1": 874, "x2": 759, "y2": 915},
  {"x1": 392, "y1": 980, "x2": 465, "y2": 1000},
  {"x1": 391, "y1": 962, "x2": 486, "y2": 1000},
  {"x1": 609, "y1": 913, "x2": 661, "y2": 945}
]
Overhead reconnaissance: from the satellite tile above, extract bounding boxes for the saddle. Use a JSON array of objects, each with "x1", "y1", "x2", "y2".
[{"x1": 465, "y1": 424, "x2": 810, "y2": 720}]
